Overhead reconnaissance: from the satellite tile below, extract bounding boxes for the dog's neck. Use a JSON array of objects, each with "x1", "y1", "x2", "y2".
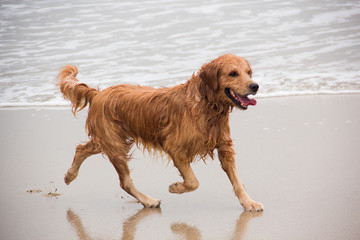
[{"x1": 191, "y1": 76, "x2": 232, "y2": 115}]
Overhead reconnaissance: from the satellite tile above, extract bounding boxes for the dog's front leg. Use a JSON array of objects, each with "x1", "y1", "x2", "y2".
[{"x1": 218, "y1": 144, "x2": 263, "y2": 212}]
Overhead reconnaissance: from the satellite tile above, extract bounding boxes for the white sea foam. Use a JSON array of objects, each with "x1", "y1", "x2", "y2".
[{"x1": 0, "y1": 0, "x2": 359, "y2": 107}]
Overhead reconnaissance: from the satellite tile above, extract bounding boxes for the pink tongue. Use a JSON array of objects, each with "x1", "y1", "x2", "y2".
[{"x1": 237, "y1": 94, "x2": 257, "y2": 106}]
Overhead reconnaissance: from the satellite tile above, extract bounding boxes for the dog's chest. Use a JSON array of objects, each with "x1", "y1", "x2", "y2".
[{"x1": 173, "y1": 116, "x2": 221, "y2": 151}]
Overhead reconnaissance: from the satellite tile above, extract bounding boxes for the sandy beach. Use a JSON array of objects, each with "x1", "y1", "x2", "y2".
[{"x1": 0, "y1": 95, "x2": 359, "y2": 240}]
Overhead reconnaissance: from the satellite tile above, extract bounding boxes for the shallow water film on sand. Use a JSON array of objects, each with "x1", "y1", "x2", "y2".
[
  {"x1": 1, "y1": 96, "x2": 360, "y2": 239},
  {"x1": 1, "y1": 0, "x2": 360, "y2": 106}
]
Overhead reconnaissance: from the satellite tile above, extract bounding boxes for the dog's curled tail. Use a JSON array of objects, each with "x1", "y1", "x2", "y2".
[{"x1": 57, "y1": 65, "x2": 98, "y2": 115}]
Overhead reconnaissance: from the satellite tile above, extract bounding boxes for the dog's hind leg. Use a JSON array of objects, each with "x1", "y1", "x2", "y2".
[
  {"x1": 64, "y1": 140, "x2": 101, "y2": 185},
  {"x1": 169, "y1": 155, "x2": 199, "y2": 194},
  {"x1": 109, "y1": 154, "x2": 161, "y2": 208}
]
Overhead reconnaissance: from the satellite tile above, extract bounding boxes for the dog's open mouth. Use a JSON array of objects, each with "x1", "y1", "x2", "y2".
[{"x1": 224, "y1": 88, "x2": 257, "y2": 110}]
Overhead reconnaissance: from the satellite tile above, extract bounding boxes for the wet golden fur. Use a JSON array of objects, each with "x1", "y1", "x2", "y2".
[{"x1": 57, "y1": 54, "x2": 263, "y2": 211}]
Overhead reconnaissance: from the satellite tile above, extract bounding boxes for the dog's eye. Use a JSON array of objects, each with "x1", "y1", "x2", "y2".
[
  {"x1": 247, "y1": 70, "x2": 252, "y2": 76},
  {"x1": 229, "y1": 71, "x2": 238, "y2": 77}
]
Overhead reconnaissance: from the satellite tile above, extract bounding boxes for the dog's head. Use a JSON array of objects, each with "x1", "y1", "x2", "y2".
[{"x1": 199, "y1": 54, "x2": 259, "y2": 110}]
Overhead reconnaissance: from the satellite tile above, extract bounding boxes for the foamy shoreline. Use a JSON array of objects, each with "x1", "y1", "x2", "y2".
[{"x1": 1, "y1": 0, "x2": 360, "y2": 108}]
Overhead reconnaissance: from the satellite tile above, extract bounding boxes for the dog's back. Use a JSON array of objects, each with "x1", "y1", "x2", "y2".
[
  {"x1": 86, "y1": 84, "x2": 172, "y2": 151},
  {"x1": 85, "y1": 81, "x2": 215, "y2": 158}
]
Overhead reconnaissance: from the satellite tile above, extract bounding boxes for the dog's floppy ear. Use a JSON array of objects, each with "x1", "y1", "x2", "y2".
[{"x1": 199, "y1": 61, "x2": 220, "y2": 92}]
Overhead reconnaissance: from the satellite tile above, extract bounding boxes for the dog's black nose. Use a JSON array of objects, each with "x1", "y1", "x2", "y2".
[{"x1": 249, "y1": 83, "x2": 259, "y2": 93}]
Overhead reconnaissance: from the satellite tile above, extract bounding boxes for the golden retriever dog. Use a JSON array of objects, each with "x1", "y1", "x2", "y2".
[{"x1": 57, "y1": 54, "x2": 263, "y2": 211}]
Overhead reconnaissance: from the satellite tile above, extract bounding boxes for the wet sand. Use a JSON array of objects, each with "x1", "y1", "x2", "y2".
[{"x1": 0, "y1": 95, "x2": 359, "y2": 240}]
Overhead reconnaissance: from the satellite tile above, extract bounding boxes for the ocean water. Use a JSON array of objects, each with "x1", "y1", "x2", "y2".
[{"x1": 1, "y1": 0, "x2": 360, "y2": 107}]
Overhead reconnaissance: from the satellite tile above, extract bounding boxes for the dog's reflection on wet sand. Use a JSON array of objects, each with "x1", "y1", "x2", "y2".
[
  {"x1": 67, "y1": 208, "x2": 262, "y2": 240},
  {"x1": 171, "y1": 222, "x2": 202, "y2": 240},
  {"x1": 231, "y1": 211, "x2": 263, "y2": 240}
]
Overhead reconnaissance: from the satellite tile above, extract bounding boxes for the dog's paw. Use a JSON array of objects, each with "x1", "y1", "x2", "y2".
[
  {"x1": 169, "y1": 182, "x2": 186, "y2": 194},
  {"x1": 169, "y1": 181, "x2": 199, "y2": 194},
  {"x1": 241, "y1": 200, "x2": 264, "y2": 212},
  {"x1": 64, "y1": 171, "x2": 77, "y2": 185},
  {"x1": 142, "y1": 198, "x2": 161, "y2": 208}
]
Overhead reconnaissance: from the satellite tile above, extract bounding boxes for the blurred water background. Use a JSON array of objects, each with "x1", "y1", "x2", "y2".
[{"x1": 1, "y1": 0, "x2": 359, "y2": 107}]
